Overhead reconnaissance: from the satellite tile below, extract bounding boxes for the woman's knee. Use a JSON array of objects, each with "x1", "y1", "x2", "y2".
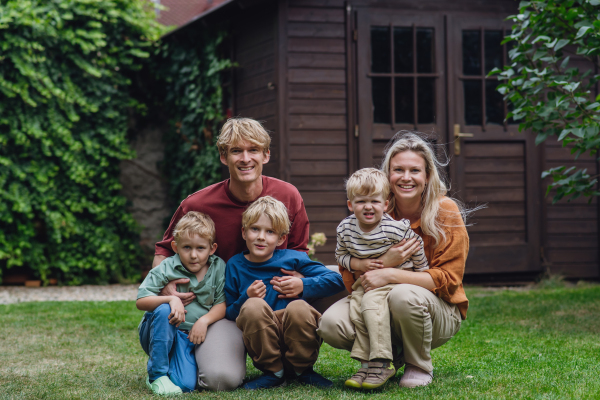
[{"x1": 199, "y1": 368, "x2": 244, "y2": 391}]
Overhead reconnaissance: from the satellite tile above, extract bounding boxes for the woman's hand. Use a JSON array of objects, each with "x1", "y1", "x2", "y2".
[
  {"x1": 361, "y1": 269, "x2": 396, "y2": 292},
  {"x1": 378, "y1": 238, "x2": 420, "y2": 268}
]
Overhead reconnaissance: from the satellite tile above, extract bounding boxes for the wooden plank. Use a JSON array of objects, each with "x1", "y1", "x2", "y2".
[
  {"x1": 464, "y1": 159, "x2": 524, "y2": 173},
  {"x1": 473, "y1": 202, "x2": 526, "y2": 217},
  {"x1": 547, "y1": 220, "x2": 598, "y2": 234},
  {"x1": 288, "y1": 38, "x2": 345, "y2": 53},
  {"x1": 544, "y1": 161, "x2": 597, "y2": 171},
  {"x1": 290, "y1": 145, "x2": 347, "y2": 160},
  {"x1": 464, "y1": 142, "x2": 524, "y2": 158},
  {"x1": 465, "y1": 244, "x2": 533, "y2": 274},
  {"x1": 236, "y1": 41, "x2": 274, "y2": 64},
  {"x1": 288, "y1": 22, "x2": 345, "y2": 38},
  {"x1": 291, "y1": 160, "x2": 347, "y2": 176},
  {"x1": 288, "y1": 99, "x2": 346, "y2": 115},
  {"x1": 470, "y1": 232, "x2": 527, "y2": 245},
  {"x1": 289, "y1": 130, "x2": 347, "y2": 145},
  {"x1": 546, "y1": 205, "x2": 597, "y2": 219},
  {"x1": 237, "y1": 71, "x2": 274, "y2": 95},
  {"x1": 289, "y1": 83, "x2": 345, "y2": 99},
  {"x1": 289, "y1": 115, "x2": 346, "y2": 130},
  {"x1": 288, "y1": 53, "x2": 346, "y2": 69},
  {"x1": 302, "y1": 191, "x2": 347, "y2": 206},
  {"x1": 292, "y1": 176, "x2": 347, "y2": 191},
  {"x1": 546, "y1": 235, "x2": 598, "y2": 248},
  {"x1": 465, "y1": 188, "x2": 525, "y2": 202},
  {"x1": 235, "y1": 55, "x2": 275, "y2": 80},
  {"x1": 465, "y1": 173, "x2": 524, "y2": 188},
  {"x1": 236, "y1": 90, "x2": 276, "y2": 110},
  {"x1": 467, "y1": 217, "x2": 526, "y2": 232},
  {"x1": 237, "y1": 102, "x2": 276, "y2": 120},
  {"x1": 306, "y1": 206, "x2": 349, "y2": 221},
  {"x1": 289, "y1": 0, "x2": 345, "y2": 7},
  {"x1": 310, "y1": 222, "x2": 341, "y2": 237},
  {"x1": 547, "y1": 249, "x2": 598, "y2": 263},
  {"x1": 544, "y1": 195, "x2": 597, "y2": 204},
  {"x1": 545, "y1": 263, "x2": 599, "y2": 278},
  {"x1": 289, "y1": 68, "x2": 345, "y2": 84},
  {"x1": 288, "y1": 8, "x2": 344, "y2": 23},
  {"x1": 545, "y1": 146, "x2": 595, "y2": 161}
]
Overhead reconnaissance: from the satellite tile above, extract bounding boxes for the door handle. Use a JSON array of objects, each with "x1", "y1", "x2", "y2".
[{"x1": 454, "y1": 124, "x2": 474, "y2": 156}]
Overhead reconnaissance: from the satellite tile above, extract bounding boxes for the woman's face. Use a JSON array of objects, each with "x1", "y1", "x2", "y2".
[{"x1": 389, "y1": 150, "x2": 428, "y2": 205}]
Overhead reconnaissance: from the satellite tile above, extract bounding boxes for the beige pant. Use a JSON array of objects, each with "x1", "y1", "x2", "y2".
[
  {"x1": 349, "y1": 283, "x2": 397, "y2": 361},
  {"x1": 317, "y1": 284, "x2": 461, "y2": 373},
  {"x1": 236, "y1": 298, "x2": 322, "y2": 374}
]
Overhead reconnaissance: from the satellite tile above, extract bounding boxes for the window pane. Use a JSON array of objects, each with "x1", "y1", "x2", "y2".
[
  {"x1": 394, "y1": 27, "x2": 413, "y2": 73},
  {"x1": 464, "y1": 80, "x2": 482, "y2": 125},
  {"x1": 417, "y1": 28, "x2": 434, "y2": 73},
  {"x1": 371, "y1": 26, "x2": 391, "y2": 73},
  {"x1": 484, "y1": 30, "x2": 503, "y2": 74},
  {"x1": 462, "y1": 30, "x2": 481, "y2": 76},
  {"x1": 372, "y1": 77, "x2": 391, "y2": 123},
  {"x1": 395, "y1": 77, "x2": 414, "y2": 124},
  {"x1": 418, "y1": 78, "x2": 435, "y2": 124},
  {"x1": 486, "y1": 80, "x2": 504, "y2": 125}
]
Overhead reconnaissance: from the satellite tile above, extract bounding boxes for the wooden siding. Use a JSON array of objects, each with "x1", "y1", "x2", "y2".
[{"x1": 287, "y1": 1, "x2": 348, "y2": 264}]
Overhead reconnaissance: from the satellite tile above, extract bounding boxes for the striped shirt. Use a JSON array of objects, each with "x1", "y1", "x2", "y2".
[{"x1": 335, "y1": 213, "x2": 429, "y2": 272}]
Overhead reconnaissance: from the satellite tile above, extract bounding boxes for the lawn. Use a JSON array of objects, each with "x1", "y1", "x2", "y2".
[{"x1": 0, "y1": 285, "x2": 599, "y2": 399}]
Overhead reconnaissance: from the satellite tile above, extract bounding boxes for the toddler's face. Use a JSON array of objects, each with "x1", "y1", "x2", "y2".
[
  {"x1": 242, "y1": 215, "x2": 286, "y2": 263},
  {"x1": 348, "y1": 193, "x2": 389, "y2": 232},
  {"x1": 171, "y1": 234, "x2": 217, "y2": 275}
]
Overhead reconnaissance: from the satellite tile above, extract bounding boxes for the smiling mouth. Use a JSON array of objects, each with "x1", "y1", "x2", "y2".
[
  {"x1": 399, "y1": 185, "x2": 415, "y2": 189},
  {"x1": 239, "y1": 166, "x2": 254, "y2": 171}
]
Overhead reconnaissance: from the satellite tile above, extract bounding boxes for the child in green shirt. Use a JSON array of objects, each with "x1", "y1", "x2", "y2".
[{"x1": 137, "y1": 211, "x2": 226, "y2": 396}]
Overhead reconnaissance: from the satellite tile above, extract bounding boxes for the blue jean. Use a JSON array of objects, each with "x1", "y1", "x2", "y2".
[{"x1": 139, "y1": 303, "x2": 198, "y2": 392}]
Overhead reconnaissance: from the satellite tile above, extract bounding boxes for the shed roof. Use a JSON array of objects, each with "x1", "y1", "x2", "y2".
[{"x1": 156, "y1": 0, "x2": 233, "y2": 30}]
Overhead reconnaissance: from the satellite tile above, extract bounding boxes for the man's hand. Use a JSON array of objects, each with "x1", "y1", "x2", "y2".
[
  {"x1": 247, "y1": 280, "x2": 266, "y2": 298},
  {"x1": 280, "y1": 268, "x2": 305, "y2": 279},
  {"x1": 270, "y1": 276, "x2": 303, "y2": 299},
  {"x1": 159, "y1": 278, "x2": 196, "y2": 306},
  {"x1": 188, "y1": 318, "x2": 209, "y2": 345},
  {"x1": 168, "y1": 297, "x2": 186, "y2": 327}
]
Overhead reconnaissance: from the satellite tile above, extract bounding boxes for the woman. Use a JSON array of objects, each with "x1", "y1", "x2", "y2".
[{"x1": 317, "y1": 131, "x2": 469, "y2": 388}]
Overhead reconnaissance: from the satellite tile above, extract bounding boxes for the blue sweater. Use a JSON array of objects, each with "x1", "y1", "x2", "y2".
[{"x1": 225, "y1": 249, "x2": 345, "y2": 321}]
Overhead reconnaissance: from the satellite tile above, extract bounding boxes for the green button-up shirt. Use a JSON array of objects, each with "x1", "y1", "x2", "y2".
[{"x1": 137, "y1": 254, "x2": 226, "y2": 331}]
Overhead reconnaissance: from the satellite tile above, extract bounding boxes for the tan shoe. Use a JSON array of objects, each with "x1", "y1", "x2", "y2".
[
  {"x1": 399, "y1": 364, "x2": 433, "y2": 388},
  {"x1": 344, "y1": 368, "x2": 368, "y2": 389},
  {"x1": 361, "y1": 361, "x2": 396, "y2": 390}
]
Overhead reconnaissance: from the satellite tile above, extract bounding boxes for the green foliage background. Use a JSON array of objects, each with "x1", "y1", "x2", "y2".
[
  {"x1": 494, "y1": 0, "x2": 600, "y2": 203},
  {"x1": 0, "y1": 0, "x2": 165, "y2": 284}
]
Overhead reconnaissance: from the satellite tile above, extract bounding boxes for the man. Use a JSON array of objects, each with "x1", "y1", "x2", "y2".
[{"x1": 152, "y1": 118, "x2": 345, "y2": 391}]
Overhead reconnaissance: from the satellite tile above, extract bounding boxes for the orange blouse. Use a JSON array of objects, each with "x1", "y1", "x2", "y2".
[{"x1": 339, "y1": 196, "x2": 470, "y2": 320}]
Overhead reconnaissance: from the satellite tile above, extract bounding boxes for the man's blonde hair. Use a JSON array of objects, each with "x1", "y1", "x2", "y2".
[
  {"x1": 242, "y1": 196, "x2": 290, "y2": 237},
  {"x1": 346, "y1": 168, "x2": 390, "y2": 202},
  {"x1": 216, "y1": 118, "x2": 271, "y2": 156},
  {"x1": 172, "y1": 211, "x2": 216, "y2": 245}
]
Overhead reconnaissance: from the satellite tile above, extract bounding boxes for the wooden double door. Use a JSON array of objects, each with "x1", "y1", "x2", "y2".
[{"x1": 355, "y1": 10, "x2": 541, "y2": 275}]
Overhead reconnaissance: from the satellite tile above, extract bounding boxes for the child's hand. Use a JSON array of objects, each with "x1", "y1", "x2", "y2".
[
  {"x1": 365, "y1": 259, "x2": 384, "y2": 271},
  {"x1": 188, "y1": 318, "x2": 209, "y2": 345},
  {"x1": 168, "y1": 297, "x2": 186, "y2": 327},
  {"x1": 247, "y1": 280, "x2": 266, "y2": 298},
  {"x1": 271, "y1": 276, "x2": 303, "y2": 299}
]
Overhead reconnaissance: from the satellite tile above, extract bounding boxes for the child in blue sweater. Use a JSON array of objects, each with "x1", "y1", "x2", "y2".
[{"x1": 225, "y1": 196, "x2": 345, "y2": 390}]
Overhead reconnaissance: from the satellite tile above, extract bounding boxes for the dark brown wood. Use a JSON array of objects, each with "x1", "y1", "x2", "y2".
[
  {"x1": 288, "y1": 37, "x2": 345, "y2": 53},
  {"x1": 288, "y1": 69, "x2": 346, "y2": 84},
  {"x1": 289, "y1": 83, "x2": 346, "y2": 99},
  {"x1": 288, "y1": 7, "x2": 345, "y2": 23},
  {"x1": 289, "y1": 115, "x2": 346, "y2": 130},
  {"x1": 288, "y1": 21, "x2": 345, "y2": 38},
  {"x1": 288, "y1": 99, "x2": 346, "y2": 114},
  {"x1": 276, "y1": 0, "x2": 289, "y2": 182},
  {"x1": 290, "y1": 160, "x2": 347, "y2": 176},
  {"x1": 288, "y1": 130, "x2": 347, "y2": 144},
  {"x1": 290, "y1": 145, "x2": 348, "y2": 160},
  {"x1": 288, "y1": 53, "x2": 346, "y2": 69}
]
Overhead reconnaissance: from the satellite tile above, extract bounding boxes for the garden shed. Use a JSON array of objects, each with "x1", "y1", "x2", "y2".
[{"x1": 144, "y1": 0, "x2": 599, "y2": 280}]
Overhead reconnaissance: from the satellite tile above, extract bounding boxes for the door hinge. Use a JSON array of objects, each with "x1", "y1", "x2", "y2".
[
  {"x1": 354, "y1": 125, "x2": 359, "y2": 137},
  {"x1": 353, "y1": 29, "x2": 358, "y2": 41}
]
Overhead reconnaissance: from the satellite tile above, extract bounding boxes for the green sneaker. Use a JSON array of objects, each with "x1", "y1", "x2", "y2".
[
  {"x1": 361, "y1": 361, "x2": 396, "y2": 390},
  {"x1": 345, "y1": 367, "x2": 368, "y2": 389},
  {"x1": 146, "y1": 375, "x2": 183, "y2": 396}
]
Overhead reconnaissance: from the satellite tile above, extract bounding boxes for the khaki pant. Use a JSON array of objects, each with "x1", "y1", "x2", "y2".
[
  {"x1": 236, "y1": 298, "x2": 322, "y2": 374},
  {"x1": 317, "y1": 284, "x2": 461, "y2": 373},
  {"x1": 349, "y1": 283, "x2": 397, "y2": 361}
]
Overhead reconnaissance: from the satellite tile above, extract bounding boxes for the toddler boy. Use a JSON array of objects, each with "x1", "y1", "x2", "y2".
[
  {"x1": 335, "y1": 168, "x2": 429, "y2": 390},
  {"x1": 225, "y1": 196, "x2": 345, "y2": 390},
  {"x1": 137, "y1": 211, "x2": 226, "y2": 395}
]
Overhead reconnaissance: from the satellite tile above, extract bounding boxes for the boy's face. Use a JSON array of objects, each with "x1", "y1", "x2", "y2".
[
  {"x1": 347, "y1": 193, "x2": 389, "y2": 232},
  {"x1": 220, "y1": 140, "x2": 270, "y2": 186},
  {"x1": 171, "y1": 234, "x2": 217, "y2": 276},
  {"x1": 242, "y1": 215, "x2": 286, "y2": 263}
]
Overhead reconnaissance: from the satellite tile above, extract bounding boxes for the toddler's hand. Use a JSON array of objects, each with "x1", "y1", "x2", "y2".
[
  {"x1": 365, "y1": 259, "x2": 384, "y2": 271},
  {"x1": 168, "y1": 297, "x2": 186, "y2": 327},
  {"x1": 247, "y1": 280, "x2": 266, "y2": 298},
  {"x1": 188, "y1": 318, "x2": 209, "y2": 344}
]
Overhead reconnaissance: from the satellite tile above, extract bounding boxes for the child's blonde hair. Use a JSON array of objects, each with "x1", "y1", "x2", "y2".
[
  {"x1": 216, "y1": 118, "x2": 271, "y2": 156},
  {"x1": 345, "y1": 168, "x2": 390, "y2": 202},
  {"x1": 172, "y1": 211, "x2": 216, "y2": 245},
  {"x1": 242, "y1": 196, "x2": 290, "y2": 237}
]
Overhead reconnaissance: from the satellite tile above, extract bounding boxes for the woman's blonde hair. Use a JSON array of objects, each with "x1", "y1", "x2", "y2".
[
  {"x1": 216, "y1": 118, "x2": 271, "y2": 156},
  {"x1": 380, "y1": 131, "x2": 467, "y2": 246},
  {"x1": 173, "y1": 211, "x2": 216, "y2": 245},
  {"x1": 345, "y1": 168, "x2": 390, "y2": 201},
  {"x1": 242, "y1": 196, "x2": 291, "y2": 237}
]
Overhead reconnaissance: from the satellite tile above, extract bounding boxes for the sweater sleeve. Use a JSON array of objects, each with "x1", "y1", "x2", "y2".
[
  {"x1": 224, "y1": 259, "x2": 249, "y2": 321},
  {"x1": 296, "y1": 253, "x2": 345, "y2": 299},
  {"x1": 424, "y1": 199, "x2": 469, "y2": 302},
  {"x1": 335, "y1": 222, "x2": 352, "y2": 271}
]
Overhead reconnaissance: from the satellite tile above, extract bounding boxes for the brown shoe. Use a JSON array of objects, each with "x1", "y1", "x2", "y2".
[
  {"x1": 344, "y1": 367, "x2": 368, "y2": 389},
  {"x1": 399, "y1": 364, "x2": 433, "y2": 388},
  {"x1": 361, "y1": 361, "x2": 396, "y2": 389}
]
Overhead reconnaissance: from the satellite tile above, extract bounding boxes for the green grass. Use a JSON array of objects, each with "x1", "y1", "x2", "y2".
[{"x1": 1, "y1": 285, "x2": 599, "y2": 399}]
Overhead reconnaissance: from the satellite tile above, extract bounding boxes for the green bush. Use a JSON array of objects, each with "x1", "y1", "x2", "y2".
[{"x1": 0, "y1": 0, "x2": 165, "y2": 284}]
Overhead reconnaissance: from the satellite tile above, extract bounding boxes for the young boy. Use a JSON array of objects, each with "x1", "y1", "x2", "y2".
[
  {"x1": 225, "y1": 196, "x2": 345, "y2": 390},
  {"x1": 335, "y1": 168, "x2": 429, "y2": 390},
  {"x1": 137, "y1": 211, "x2": 226, "y2": 395}
]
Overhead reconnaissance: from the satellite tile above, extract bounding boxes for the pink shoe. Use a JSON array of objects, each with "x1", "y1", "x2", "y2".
[{"x1": 399, "y1": 364, "x2": 433, "y2": 388}]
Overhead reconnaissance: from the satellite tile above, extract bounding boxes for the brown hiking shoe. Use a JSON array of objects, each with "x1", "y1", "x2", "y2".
[
  {"x1": 361, "y1": 361, "x2": 396, "y2": 389},
  {"x1": 344, "y1": 368, "x2": 368, "y2": 389}
]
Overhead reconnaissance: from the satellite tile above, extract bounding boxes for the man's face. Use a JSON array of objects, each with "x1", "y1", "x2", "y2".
[{"x1": 220, "y1": 140, "x2": 270, "y2": 185}]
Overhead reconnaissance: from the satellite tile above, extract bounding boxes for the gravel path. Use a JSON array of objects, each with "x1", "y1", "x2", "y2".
[{"x1": 0, "y1": 284, "x2": 138, "y2": 304}]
